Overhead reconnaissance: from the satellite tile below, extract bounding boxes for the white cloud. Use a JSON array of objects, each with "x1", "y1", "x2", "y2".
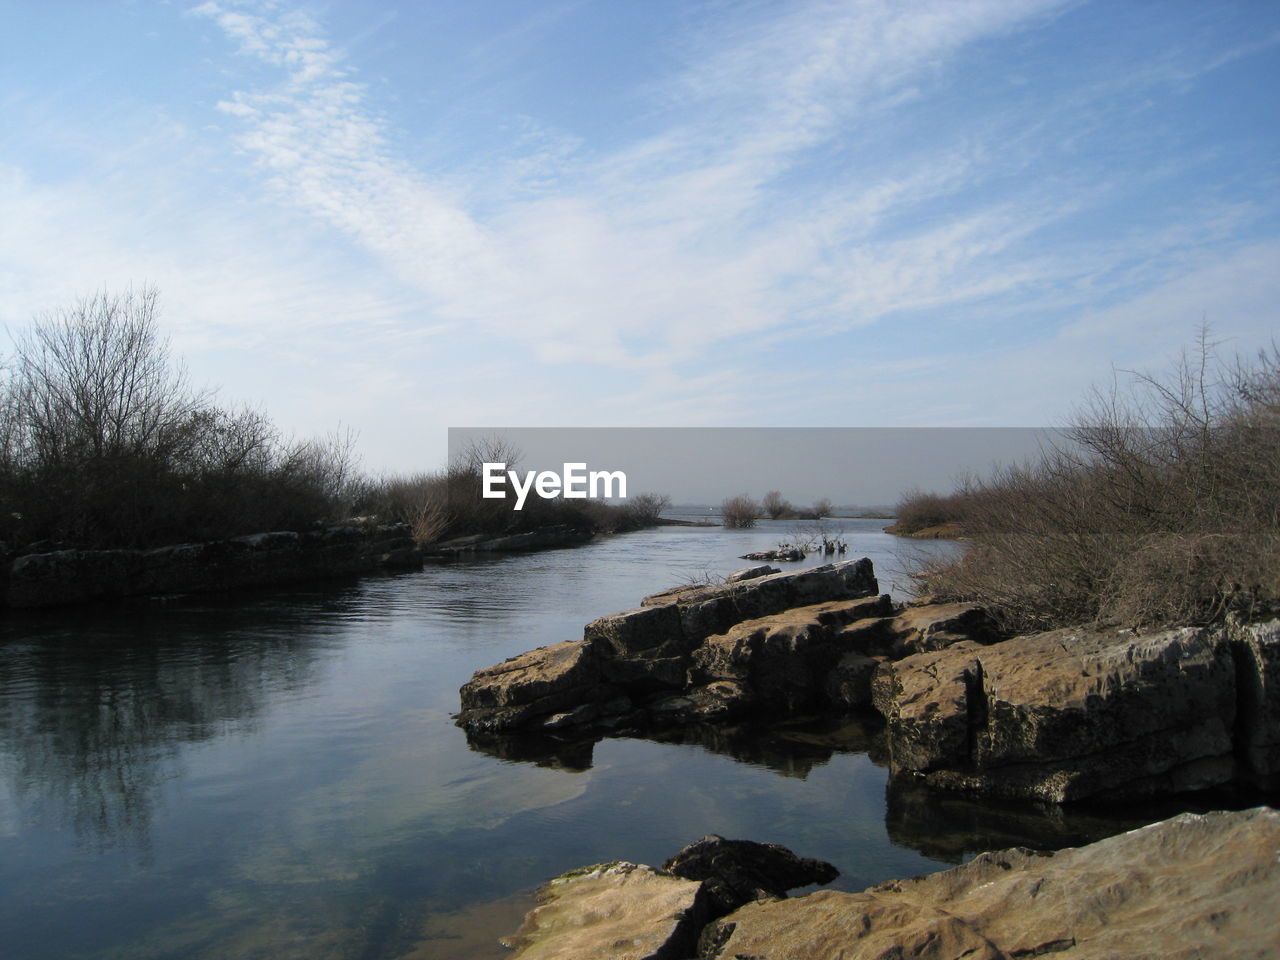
[{"x1": 193, "y1": 0, "x2": 1085, "y2": 370}]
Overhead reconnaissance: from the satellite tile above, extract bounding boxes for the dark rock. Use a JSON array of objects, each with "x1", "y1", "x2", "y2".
[
  {"x1": 3, "y1": 523, "x2": 418, "y2": 609},
  {"x1": 1227, "y1": 618, "x2": 1280, "y2": 790},
  {"x1": 662, "y1": 835, "x2": 838, "y2": 916},
  {"x1": 739, "y1": 548, "x2": 804, "y2": 562}
]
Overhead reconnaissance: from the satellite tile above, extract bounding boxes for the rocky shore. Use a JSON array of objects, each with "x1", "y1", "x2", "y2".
[
  {"x1": 1, "y1": 521, "x2": 606, "y2": 609},
  {"x1": 0, "y1": 523, "x2": 422, "y2": 608},
  {"x1": 458, "y1": 558, "x2": 1279, "y2": 802},
  {"x1": 501, "y1": 808, "x2": 1278, "y2": 959},
  {"x1": 459, "y1": 557, "x2": 1279, "y2": 956}
]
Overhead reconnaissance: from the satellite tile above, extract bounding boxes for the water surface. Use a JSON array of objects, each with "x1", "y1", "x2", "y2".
[{"x1": 0, "y1": 520, "x2": 1153, "y2": 959}]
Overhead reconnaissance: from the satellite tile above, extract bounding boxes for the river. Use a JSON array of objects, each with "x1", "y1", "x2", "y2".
[{"x1": 0, "y1": 519, "x2": 1173, "y2": 959}]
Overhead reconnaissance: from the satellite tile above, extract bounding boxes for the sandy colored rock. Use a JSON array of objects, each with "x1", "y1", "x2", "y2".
[
  {"x1": 456, "y1": 640, "x2": 605, "y2": 732},
  {"x1": 887, "y1": 601, "x2": 999, "y2": 656},
  {"x1": 508, "y1": 861, "x2": 707, "y2": 960},
  {"x1": 703, "y1": 807, "x2": 1280, "y2": 959},
  {"x1": 690, "y1": 595, "x2": 895, "y2": 713},
  {"x1": 874, "y1": 624, "x2": 1239, "y2": 801},
  {"x1": 458, "y1": 560, "x2": 882, "y2": 734}
]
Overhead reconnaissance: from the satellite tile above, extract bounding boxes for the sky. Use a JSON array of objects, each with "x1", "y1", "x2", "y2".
[{"x1": 1, "y1": 0, "x2": 1278, "y2": 475}]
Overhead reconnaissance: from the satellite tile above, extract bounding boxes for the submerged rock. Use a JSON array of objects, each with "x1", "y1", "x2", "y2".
[{"x1": 423, "y1": 524, "x2": 593, "y2": 557}]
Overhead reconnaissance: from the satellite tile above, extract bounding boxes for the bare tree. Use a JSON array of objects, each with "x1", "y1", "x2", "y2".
[
  {"x1": 762, "y1": 489, "x2": 790, "y2": 519},
  {"x1": 721, "y1": 494, "x2": 760, "y2": 528},
  {"x1": 10, "y1": 286, "x2": 204, "y2": 467}
]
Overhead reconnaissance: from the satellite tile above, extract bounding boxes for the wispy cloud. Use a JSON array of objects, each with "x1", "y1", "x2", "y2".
[
  {"x1": 194, "y1": 0, "x2": 1104, "y2": 369},
  {"x1": 3, "y1": 0, "x2": 1275, "y2": 470}
]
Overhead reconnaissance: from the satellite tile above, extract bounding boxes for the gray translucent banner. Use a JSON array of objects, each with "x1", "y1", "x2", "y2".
[{"x1": 448, "y1": 427, "x2": 1061, "y2": 508}]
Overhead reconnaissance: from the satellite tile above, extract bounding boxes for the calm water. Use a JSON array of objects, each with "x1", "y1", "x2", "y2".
[{"x1": 0, "y1": 520, "x2": 1173, "y2": 959}]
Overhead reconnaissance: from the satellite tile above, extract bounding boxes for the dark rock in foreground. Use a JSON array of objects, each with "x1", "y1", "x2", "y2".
[
  {"x1": 504, "y1": 808, "x2": 1280, "y2": 960},
  {"x1": 662, "y1": 835, "x2": 838, "y2": 916}
]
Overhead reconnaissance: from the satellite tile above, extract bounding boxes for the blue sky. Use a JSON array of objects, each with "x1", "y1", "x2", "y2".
[{"x1": 2, "y1": 0, "x2": 1277, "y2": 471}]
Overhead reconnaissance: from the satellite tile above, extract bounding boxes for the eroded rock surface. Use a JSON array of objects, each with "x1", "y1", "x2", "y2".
[
  {"x1": 701, "y1": 807, "x2": 1280, "y2": 959},
  {"x1": 872, "y1": 621, "x2": 1276, "y2": 802},
  {"x1": 456, "y1": 559, "x2": 884, "y2": 735},
  {"x1": 505, "y1": 861, "x2": 708, "y2": 960}
]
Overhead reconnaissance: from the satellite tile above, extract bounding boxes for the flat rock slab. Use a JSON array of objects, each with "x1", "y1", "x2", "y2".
[
  {"x1": 457, "y1": 640, "x2": 607, "y2": 733},
  {"x1": 702, "y1": 807, "x2": 1280, "y2": 959},
  {"x1": 507, "y1": 861, "x2": 707, "y2": 960}
]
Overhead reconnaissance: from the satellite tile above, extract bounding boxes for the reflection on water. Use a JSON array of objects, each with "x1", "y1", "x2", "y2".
[
  {"x1": 0, "y1": 520, "x2": 1214, "y2": 960},
  {"x1": 465, "y1": 715, "x2": 887, "y2": 780},
  {"x1": 0, "y1": 601, "x2": 331, "y2": 853}
]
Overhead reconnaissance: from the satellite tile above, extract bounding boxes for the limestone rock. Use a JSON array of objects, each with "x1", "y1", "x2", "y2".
[
  {"x1": 887, "y1": 601, "x2": 999, "y2": 656},
  {"x1": 874, "y1": 624, "x2": 1239, "y2": 801},
  {"x1": 507, "y1": 861, "x2": 708, "y2": 960},
  {"x1": 690, "y1": 596, "x2": 895, "y2": 713},
  {"x1": 725, "y1": 564, "x2": 781, "y2": 583},
  {"x1": 457, "y1": 641, "x2": 606, "y2": 733},
  {"x1": 1228, "y1": 618, "x2": 1280, "y2": 790},
  {"x1": 457, "y1": 560, "x2": 881, "y2": 734},
  {"x1": 701, "y1": 807, "x2": 1280, "y2": 959}
]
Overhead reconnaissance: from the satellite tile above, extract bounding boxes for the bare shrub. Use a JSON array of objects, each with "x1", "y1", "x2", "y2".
[
  {"x1": 614, "y1": 492, "x2": 671, "y2": 530},
  {"x1": 762, "y1": 490, "x2": 790, "y2": 519},
  {"x1": 811, "y1": 497, "x2": 834, "y2": 519},
  {"x1": 914, "y1": 334, "x2": 1280, "y2": 630},
  {"x1": 721, "y1": 494, "x2": 760, "y2": 528},
  {"x1": 891, "y1": 488, "x2": 970, "y2": 534},
  {"x1": 0, "y1": 288, "x2": 359, "y2": 548}
]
